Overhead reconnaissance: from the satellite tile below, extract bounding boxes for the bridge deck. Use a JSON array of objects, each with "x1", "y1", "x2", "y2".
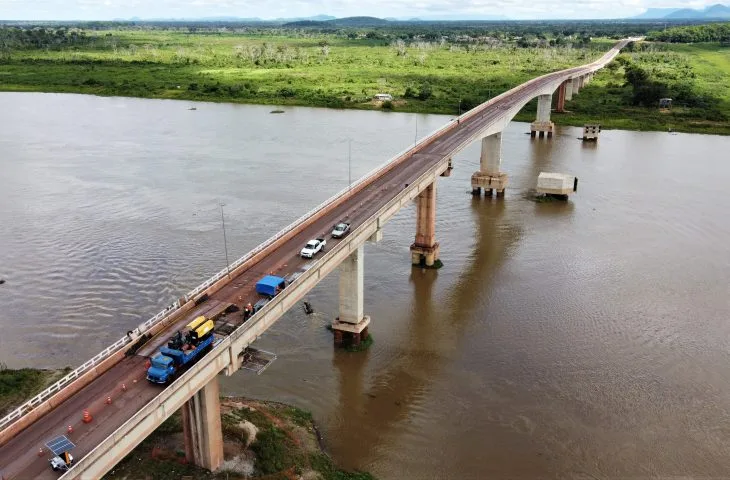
[{"x1": 0, "y1": 40, "x2": 630, "y2": 479}]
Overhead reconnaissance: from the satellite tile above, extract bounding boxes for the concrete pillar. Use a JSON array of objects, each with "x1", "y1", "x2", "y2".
[
  {"x1": 410, "y1": 183, "x2": 440, "y2": 267},
  {"x1": 574, "y1": 76, "x2": 582, "y2": 95},
  {"x1": 565, "y1": 78, "x2": 574, "y2": 101},
  {"x1": 182, "y1": 377, "x2": 224, "y2": 471},
  {"x1": 332, "y1": 246, "x2": 371, "y2": 347},
  {"x1": 556, "y1": 82, "x2": 566, "y2": 113},
  {"x1": 530, "y1": 94, "x2": 555, "y2": 138},
  {"x1": 338, "y1": 245, "x2": 364, "y2": 324},
  {"x1": 471, "y1": 132, "x2": 507, "y2": 197},
  {"x1": 536, "y1": 94, "x2": 551, "y2": 123},
  {"x1": 480, "y1": 133, "x2": 502, "y2": 175}
]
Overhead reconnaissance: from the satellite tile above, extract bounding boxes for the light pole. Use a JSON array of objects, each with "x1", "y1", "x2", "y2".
[
  {"x1": 220, "y1": 202, "x2": 231, "y2": 279},
  {"x1": 348, "y1": 139, "x2": 352, "y2": 191},
  {"x1": 414, "y1": 115, "x2": 418, "y2": 147}
]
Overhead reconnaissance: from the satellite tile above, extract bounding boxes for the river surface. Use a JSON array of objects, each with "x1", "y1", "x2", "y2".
[{"x1": 1, "y1": 92, "x2": 730, "y2": 479}]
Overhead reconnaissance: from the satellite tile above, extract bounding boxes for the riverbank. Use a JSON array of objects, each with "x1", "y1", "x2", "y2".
[
  {"x1": 1, "y1": 27, "x2": 728, "y2": 134},
  {"x1": 0, "y1": 366, "x2": 70, "y2": 417},
  {"x1": 0, "y1": 367, "x2": 374, "y2": 479},
  {"x1": 105, "y1": 397, "x2": 375, "y2": 480}
]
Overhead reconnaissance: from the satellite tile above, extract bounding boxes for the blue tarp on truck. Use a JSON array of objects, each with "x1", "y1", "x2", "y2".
[{"x1": 255, "y1": 275, "x2": 286, "y2": 297}]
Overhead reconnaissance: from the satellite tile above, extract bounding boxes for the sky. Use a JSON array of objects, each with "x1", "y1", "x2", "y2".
[{"x1": 0, "y1": 0, "x2": 724, "y2": 21}]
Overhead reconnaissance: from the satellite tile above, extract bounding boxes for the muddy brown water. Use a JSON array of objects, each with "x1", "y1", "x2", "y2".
[{"x1": 1, "y1": 93, "x2": 729, "y2": 479}]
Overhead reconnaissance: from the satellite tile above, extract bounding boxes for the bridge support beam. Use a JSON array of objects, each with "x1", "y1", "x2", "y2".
[
  {"x1": 182, "y1": 376, "x2": 224, "y2": 472},
  {"x1": 471, "y1": 133, "x2": 507, "y2": 198},
  {"x1": 565, "y1": 78, "x2": 574, "y2": 101},
  {"x1": 556, "y1": 82, "x2": 567, "y2": 113},
  {"x1": 410, "y1": 182, "x2": 441, "y2": 266},
  {"x1": 332, "y1": 245, "x2": 370, "y2": 347},
  {"x1": 574, "y1": 76, "x2": 582, "y2": 95},
  {"x1": 530, "y1": 94, "x2": 555, "y2": 138}
]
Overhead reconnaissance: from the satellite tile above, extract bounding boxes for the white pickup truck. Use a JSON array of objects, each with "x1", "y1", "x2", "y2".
[{"x1": 300, "y1": 238, "x2": 326, "y2": 258}]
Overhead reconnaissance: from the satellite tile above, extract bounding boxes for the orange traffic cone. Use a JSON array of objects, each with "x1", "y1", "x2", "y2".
[
  {"x1": 82, "y1": 409, "x2": 92, "y2": 423},
  {"x1": 121, "y1": 383, "x2": 127, "y2": 392},
  {"x1": 106, "y1": 396, "x2": 112, "y2": 405},
  {"x1": 67, "y1": 425, "x2": 73, "y2": 434},
  {"x1": 38, "y1": 447, "x2": 44, "y2": 456},
  {"x1": 145, "y1": 359, "x2": 151, "y2": 369}
]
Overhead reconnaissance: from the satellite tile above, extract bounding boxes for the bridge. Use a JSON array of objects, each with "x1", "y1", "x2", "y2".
[{"x1": 0, "y1": 38, "x2": 636, "y2": 479}]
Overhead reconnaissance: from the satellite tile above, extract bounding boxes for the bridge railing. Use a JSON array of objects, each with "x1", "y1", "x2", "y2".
[
  {"x1": 0, "y1": 39, "x2": 632, "y2": 436},
  {"x1": 0, "y1": 299, "x2": 183, "y2": 432}
]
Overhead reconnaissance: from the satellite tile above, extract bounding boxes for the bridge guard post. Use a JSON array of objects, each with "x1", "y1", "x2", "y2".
[
  {"x1": 181, "y1": 376, "x2": 224, "y2": 471},
  {"x1": 332, "y1": 245, "x2": 371, "y2": 348},
  {"x1": 471, "y1": 133, "x2": 507, "y2": 198},
  {"x1": 530, "y1": 94, "x2": 555, "y2": 138}
]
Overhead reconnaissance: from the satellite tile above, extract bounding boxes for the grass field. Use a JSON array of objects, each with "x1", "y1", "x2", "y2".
[{"x1": 0, "y1": 29, "x2": 728, "y2": 134}]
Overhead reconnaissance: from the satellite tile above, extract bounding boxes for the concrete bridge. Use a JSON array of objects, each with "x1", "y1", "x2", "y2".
[{"x1": 0, "y1": 38, "x2": 637, "y2": 480}]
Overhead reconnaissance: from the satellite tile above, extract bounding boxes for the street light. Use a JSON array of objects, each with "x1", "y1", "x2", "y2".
[
  {"x1": 414, "y1": 115, "x2": 418, "y2": 147},
  {"x1": 219, "y1": 202, "x2": 231, "y2": 279},
  {"x1": 348, "y1": 139, "x2": 352, "y2": 191}
]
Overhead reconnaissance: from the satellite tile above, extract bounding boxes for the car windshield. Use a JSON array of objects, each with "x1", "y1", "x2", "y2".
[
  {"x1": 306, "y1": 241, "x2": 317, "y2": 248},
  {"x1": 335, "y1": 224, "x2": 346, "y2": 231}
]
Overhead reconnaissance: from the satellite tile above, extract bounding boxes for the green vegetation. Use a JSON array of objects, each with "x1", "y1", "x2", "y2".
[
  {"x1": 106, "y1": 397, "x2": 375, "y2": 480},
  {"x1": 648, "y1": 22, "x2": 730, "y2": 43},
  {"x1": 0, "y1": 22, "x2": 728, "y2": 134},
  {"x1": 544, "y1": 42, "x2": 730, "y2": 135},
  {"x1": 0, "y1": 364, "x2": 70, "y2": 416}
]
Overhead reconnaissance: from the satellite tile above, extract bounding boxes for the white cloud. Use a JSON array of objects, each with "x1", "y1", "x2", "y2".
[{"x1": 0, "y1": 0, "x2": 724, "y2": 20}]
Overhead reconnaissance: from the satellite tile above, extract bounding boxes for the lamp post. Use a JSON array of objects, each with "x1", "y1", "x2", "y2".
[
  {"x1": 348, "y1": 139, "x2": 352, "y2": 191},
  {"x1": 220, "y1": 202, "x2": 230, "y2": 279},
  {"x1": 414, "y1": 115, "x2": 418, "y2": 147}
]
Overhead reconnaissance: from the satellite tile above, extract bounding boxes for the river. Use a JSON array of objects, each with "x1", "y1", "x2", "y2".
[{"x1": 1, "y1": 92, "x2": 729, "y2": 479}]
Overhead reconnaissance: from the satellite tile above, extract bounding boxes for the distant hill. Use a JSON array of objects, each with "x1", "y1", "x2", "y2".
[
  {"x1": 634, "y1": 3, "x2": 730, "y2": 19},
  {"x1": 285, "y1": 16, "x2": 390, "y2": 27},
  {"x1": 116, "y1": 14, "x2": 335, "y2": 23},
  {"x1": 632, "y1": 7, "x2": 681, "y2": 19}
]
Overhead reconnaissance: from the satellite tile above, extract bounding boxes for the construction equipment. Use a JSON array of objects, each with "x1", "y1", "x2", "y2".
[{"x1": 46, "y1": 435, "x2": 75, "y2": 472}]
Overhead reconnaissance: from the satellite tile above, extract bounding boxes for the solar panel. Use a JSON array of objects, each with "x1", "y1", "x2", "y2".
[{"x1": 46, "y1": 435, "x2": 75, "y2": 456}]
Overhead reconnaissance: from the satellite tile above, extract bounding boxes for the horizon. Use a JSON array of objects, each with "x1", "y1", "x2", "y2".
[{"x1": 0, "y1": 0, "x2": 727, "y2": 22}]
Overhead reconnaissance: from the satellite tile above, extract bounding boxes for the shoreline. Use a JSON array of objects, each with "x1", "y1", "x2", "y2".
[
  {"x1": 0, "y1": 367, "x2": 374, "y2": 479},
  {"x1": 2, "y1": 85, "x2": 727, "y2": 136}
]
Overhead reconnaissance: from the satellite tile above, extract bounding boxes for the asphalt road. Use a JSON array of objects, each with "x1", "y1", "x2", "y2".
[{"x1": 0, "y1": 40, "x2": 630, "y2": 480}]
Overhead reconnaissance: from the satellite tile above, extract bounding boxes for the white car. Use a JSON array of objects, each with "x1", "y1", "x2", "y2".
[
  {"x1": 300, "y1": 238, "x2": 326, "y2": 258},
  {"x1": 331, "y1": 222, "x2": 351, "y2": 238}
]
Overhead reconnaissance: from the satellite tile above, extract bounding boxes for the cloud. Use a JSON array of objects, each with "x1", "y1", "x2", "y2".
[{"x1": 0, "y1": 0, "x2": 724, "y2": 20}]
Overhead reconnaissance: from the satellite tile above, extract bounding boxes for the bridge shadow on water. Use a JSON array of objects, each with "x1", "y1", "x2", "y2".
[{"x1": 328, "y1": 196, "x2": 523, "y2": 466}]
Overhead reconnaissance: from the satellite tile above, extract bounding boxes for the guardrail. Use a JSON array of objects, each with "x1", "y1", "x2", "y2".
[
  {"x1": 0, "y1": 38, "x2": 632, "y2": 437},
  {"x1": 0, "y1": 300, "x2": 180, "y2": 432}
]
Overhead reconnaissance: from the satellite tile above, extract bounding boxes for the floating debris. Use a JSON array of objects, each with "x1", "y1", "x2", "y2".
[{"x1": 270, "y1": 110, "x2": 285, "y2": 114}]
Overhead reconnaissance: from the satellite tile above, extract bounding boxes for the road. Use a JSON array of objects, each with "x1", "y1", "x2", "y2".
[{"x1": 0, "y1": 39, "x2": 630, "y2": 479}]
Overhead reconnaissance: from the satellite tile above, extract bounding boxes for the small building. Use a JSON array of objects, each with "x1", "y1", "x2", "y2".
[
  {"x1": 373, "y1": 93, "x2": 393, "y2": 102},
  {"x1": 659, "y1": 98, "x2": 672, "y2": 109},
  {"x1": 583, "y1": 124, "x2": 601, "y2": 141},
  {"x1": 536, "y1": 172, "x2": 578, "y2": 199}
]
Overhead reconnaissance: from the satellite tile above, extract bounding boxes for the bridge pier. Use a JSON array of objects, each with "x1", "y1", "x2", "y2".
[
  {"x1": 332, "y1": 245, "x2": 370, "y2": 347},
  {"x1": 565, "y1": 78, "x2": 574, "y2": 101},
  {"x1": 182, "y1": 376, "x2": 224, "y2": 472},
  {"x1": 410, "y1": 182, "x2": 441, "y2": 266},
  {"x1": 574, "y1": 75, "x2": 583, "y2": 95},
  {"x1": 556, "y1": 81, "x2": 567, "y2": 113},
  {"x1": 530, "y1": 94, "x2": 554, "y2": 138},
  {"x1": 471, "y1": 132, "x2": 507, "y2": 198}
]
